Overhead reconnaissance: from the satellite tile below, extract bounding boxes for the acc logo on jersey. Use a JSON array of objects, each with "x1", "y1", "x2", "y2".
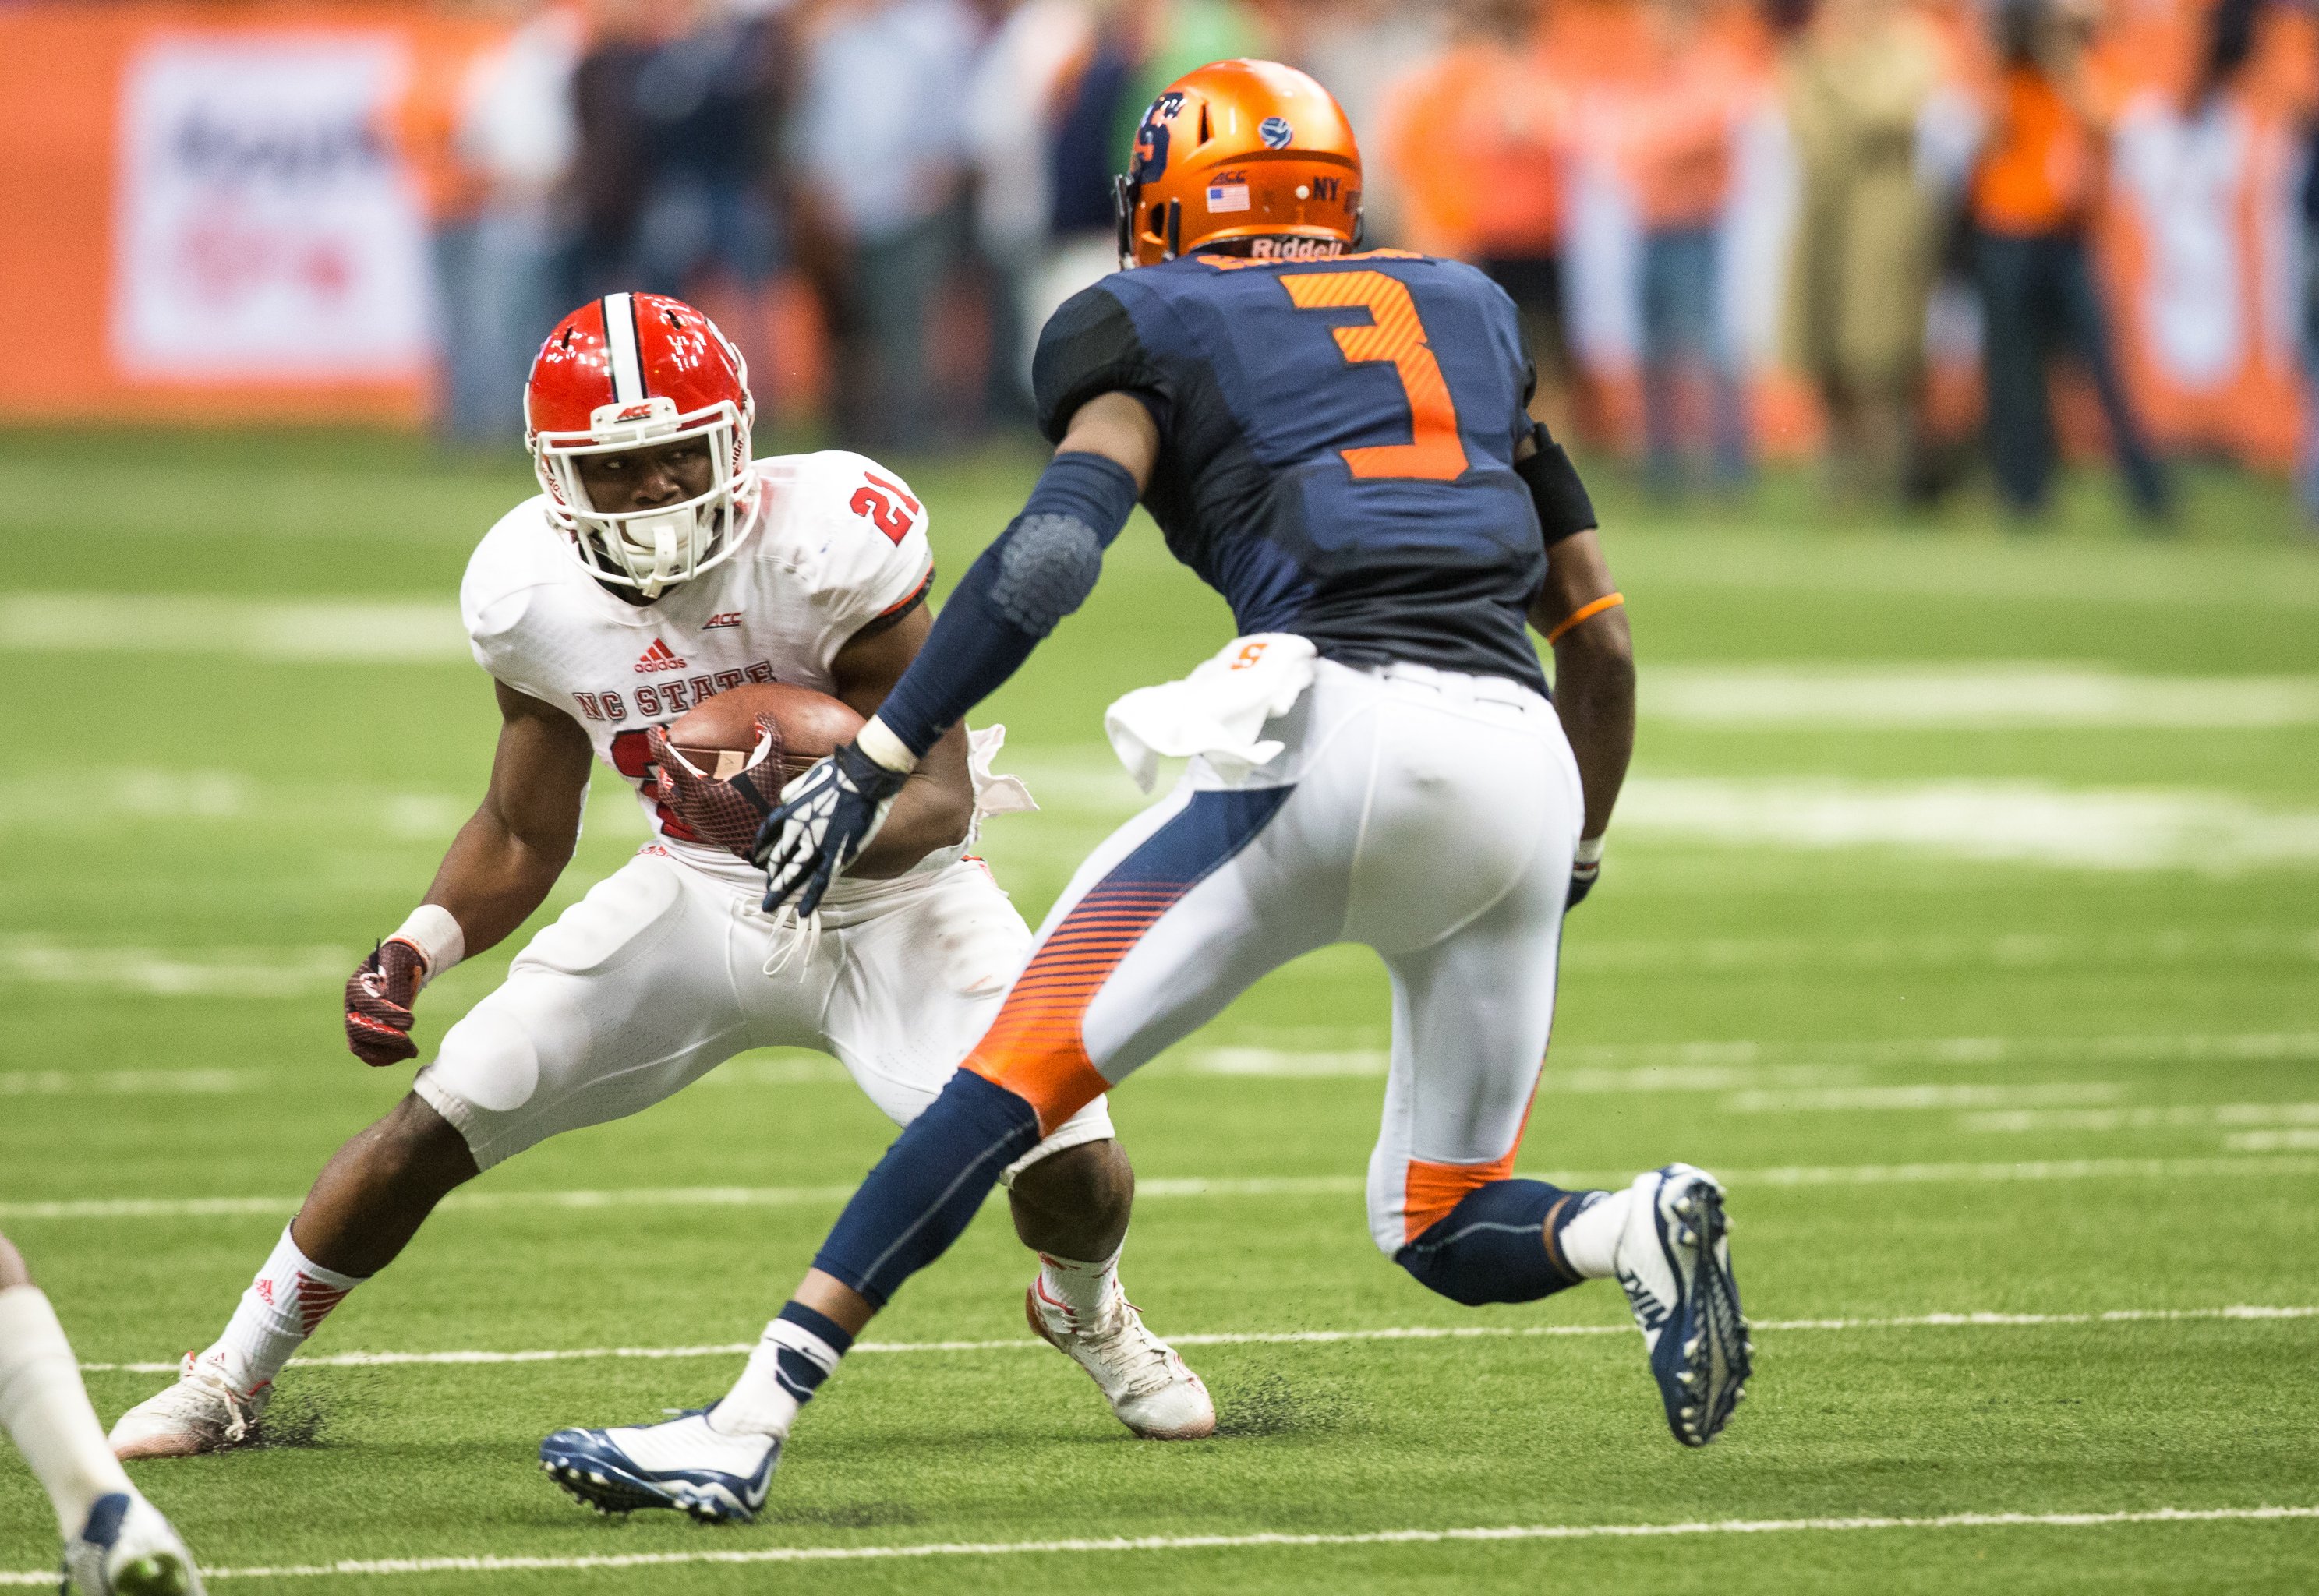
[
  {"x1": 704, "y1": 612, "x2": 743, "y2": 629},
  {"x1": 1259, "y1": 115, "x2": 1293, "y2": 149}
]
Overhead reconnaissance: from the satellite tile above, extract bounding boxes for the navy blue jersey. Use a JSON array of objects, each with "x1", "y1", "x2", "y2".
[{"x1": 1033, "y1": 249, "x2": 1558, "y2": 693}]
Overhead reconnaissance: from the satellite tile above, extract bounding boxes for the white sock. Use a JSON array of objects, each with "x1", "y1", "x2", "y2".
[
  {"x1": 201, "y1": 1224, "x2": 366, "y2": 1394},
  {"x1": 1037, "y1": 1248, "x2": 1123, "y2": 1327},
  {"x1": 1556, "y1": 1188, "x2": 1632, "y2": 1280},
  {"x1": 0, "y1": 1286, "x2": 136, "y2": 1538},
  {"x1": 710, "y1": 1313, "x2": 847, "y2": 1439}
]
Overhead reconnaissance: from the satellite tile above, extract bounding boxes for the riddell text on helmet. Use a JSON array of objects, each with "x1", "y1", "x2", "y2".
[{"x1": 1246, "y1": 236, "x2": 1350, "y2": 261}]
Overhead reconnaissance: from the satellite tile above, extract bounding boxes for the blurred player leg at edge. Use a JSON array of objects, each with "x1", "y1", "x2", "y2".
[
  {"x1": 544, "y1": 59, "x2": 1748, "y2": 1517},
  {"x1": 0, "y1": 1234, "x2": 203, "y2": 1594},
  {"x1": 106, "y1": 293, "x2": 1208, "y2": 1499}
]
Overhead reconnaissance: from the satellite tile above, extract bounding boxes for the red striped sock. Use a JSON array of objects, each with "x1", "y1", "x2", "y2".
[{"x1": 205, "y1": 1225, "x2": 366, "y2": 1393}]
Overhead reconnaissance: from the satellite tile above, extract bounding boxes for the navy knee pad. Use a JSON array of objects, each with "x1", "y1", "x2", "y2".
[{"x1": 1394, "y1": 1179, "x2": 1589, "y2": 1307}]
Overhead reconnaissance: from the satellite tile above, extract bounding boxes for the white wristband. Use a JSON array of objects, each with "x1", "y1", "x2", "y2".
[
  {"x1": 389, "y1": 904, "x2": 465, "y2": 989},
  {"x1": 855, "y1": 715, "x2": 921, "y2": 775},
  {"x1": 1575, "y1": 835, "x2": 1606, "y2": 868}
]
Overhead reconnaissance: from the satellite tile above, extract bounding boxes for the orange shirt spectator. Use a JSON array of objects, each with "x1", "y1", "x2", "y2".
[
  {"x1": 1617, "y1": 58, "x2": 1747, "y2": 231},
  {"x1": 1384, "y1": 42, "x2": 1564, "y2": 259},
  {"x1": 1971, "y1": 65, "x2": 2095, "y2": 234}
]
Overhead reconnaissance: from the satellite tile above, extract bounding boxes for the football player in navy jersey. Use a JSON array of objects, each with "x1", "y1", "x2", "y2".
[{"x1": 543, "y1": 59, "x2": 1749, "y2": 1513}]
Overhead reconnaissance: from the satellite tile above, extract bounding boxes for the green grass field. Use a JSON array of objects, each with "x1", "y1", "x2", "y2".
[{"x1": 2, "y1": 431, "x2": 2316, "y2": 1592}]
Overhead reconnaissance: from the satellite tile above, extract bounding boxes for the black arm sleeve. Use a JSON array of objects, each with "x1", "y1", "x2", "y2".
[
  {"x1": 869, "y1": 453, "x2": 1142, "y2": 758},
  {"x1": 1515, "y1": 421, "x2": 1597, "y2": 546}
]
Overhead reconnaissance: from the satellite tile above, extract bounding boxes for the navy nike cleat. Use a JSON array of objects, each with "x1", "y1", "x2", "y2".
[
  {"x1": 1612, "y1": 1163, "x2": 1752, "y2": 1447},
  {"x1": 539, "y1": 1407, "x2": 778, "y2": 1524}
]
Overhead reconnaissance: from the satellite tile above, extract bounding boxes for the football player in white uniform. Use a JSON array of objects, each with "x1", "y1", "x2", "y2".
[
  {"x1": 108, "y1": 295, "x2": 1211, "y2": 1500},
  {"x1": 2, "y1": 1234, "x2": 203, "y2": 1594}
]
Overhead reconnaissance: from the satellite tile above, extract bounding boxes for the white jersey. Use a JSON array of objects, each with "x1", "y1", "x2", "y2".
[{"x1": 461, "y1": 450, "x2": 935, "y2": 892}]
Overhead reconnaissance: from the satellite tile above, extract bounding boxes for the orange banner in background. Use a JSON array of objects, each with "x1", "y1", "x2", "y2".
[{"x1": 0, "y1": 3, "x2": 498, "y2": 425}]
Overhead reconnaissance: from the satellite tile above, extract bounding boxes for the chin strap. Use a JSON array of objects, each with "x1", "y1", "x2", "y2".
[{"x1": 645, "y1": 521, "x2": 680, "y2": 598}]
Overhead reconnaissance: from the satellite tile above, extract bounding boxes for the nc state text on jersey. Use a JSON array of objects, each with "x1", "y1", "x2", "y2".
[{"x1": 570, "y1": 660, "x2": 776, "y2": 722}]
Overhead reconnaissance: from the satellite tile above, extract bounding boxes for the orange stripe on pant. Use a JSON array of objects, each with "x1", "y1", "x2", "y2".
[
  {"x1": 1400, "y1": 1079, "x2": 1541, "y2": 1241},
  {"x1": 963, "y1": 881, "x2": 1185, "y2": 1135}
]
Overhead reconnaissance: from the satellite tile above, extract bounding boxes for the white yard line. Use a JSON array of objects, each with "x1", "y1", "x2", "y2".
[
  {"x1": 1178, "y1": 1031, "x2": 2319, "y2": 1081},
  {"x1": 1723, "y1": 1083, "x2": 2126, "y2": 1114},
  {"x1": 4, "y1": 1505, "x2": 2314, "y2": 1584},
  {"x1": 12, "y1": 1153, "x2": 2319, "y2": 1225},
  {"x1": 1642, "y1": 666, "x2": 2319, "y2": 729},
  {"x1": 0, "y1": 595, "x2": 470, "y2": 663},
  {"x1": 2226, "y1": 1129, "x2": 2319, "y2": 1152},
  {"x1": 1966, "y1": 1103, "x2": 2319, "y2": 1134},
  {"x1": 0, "y1": 1068, "x2": 256, "y2": 1096},
  {"x1": 1614, "y1": 777, "x2": 2319, "y2": 873},
  {"x1": 1561, "y1": 927, "x2": 2319, "y2": 975},
  {"x1": 69, "y1": 1303, "x2": 2319, "y2": 1375}
]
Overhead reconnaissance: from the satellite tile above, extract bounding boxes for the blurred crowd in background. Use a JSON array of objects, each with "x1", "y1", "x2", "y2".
[{"x1": 417, "y1": 0, "x2": 2319, "y2": 521}]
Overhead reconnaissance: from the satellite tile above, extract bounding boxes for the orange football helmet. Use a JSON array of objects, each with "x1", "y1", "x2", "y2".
[{"x1": 1114, "y1": 59, "x2": 1363, "y2": 268}]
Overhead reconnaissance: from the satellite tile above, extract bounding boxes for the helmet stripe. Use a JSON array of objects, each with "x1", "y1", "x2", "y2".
[{"x1": 601, "y1": 292, "x2": 645, "y2": 403}]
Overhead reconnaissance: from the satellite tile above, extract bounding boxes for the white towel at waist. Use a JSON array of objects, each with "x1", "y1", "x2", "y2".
[
  {"x1": 1103, "y1": 633, "x2": 1320, "y2": 793},
  {"x1": 965, "y1": 723, "x2": 1037, "y2": 839}
]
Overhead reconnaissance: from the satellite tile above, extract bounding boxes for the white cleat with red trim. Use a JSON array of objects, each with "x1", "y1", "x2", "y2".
[
  {"x1": 1026, "y1": 1277, "x2": 1215, "y2": 1439},
  {"x1": 108, "y1": 1354, "x2": 270, "y2": 1460}
]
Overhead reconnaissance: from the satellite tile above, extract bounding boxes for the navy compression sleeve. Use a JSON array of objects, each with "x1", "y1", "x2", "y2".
[{"x1": 871, "y1": 450, "x2": 1140, "y2": 758}]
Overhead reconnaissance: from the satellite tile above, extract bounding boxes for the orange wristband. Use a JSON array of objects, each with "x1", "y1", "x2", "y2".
[{"x1": 1544, "y1": 591, "x2": 1624, "y2": 646}]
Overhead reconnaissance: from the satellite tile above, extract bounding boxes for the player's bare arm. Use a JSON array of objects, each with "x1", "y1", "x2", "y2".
[
  {"x1": 1052, "y1": 390, "x2": 1160, "y2": 489},
  {"x1": 1529, "y1": 528, "x2": 1635, "y2": 842},
  {"x1": 824, "y1": 602, "x2": 974, "y2": 878},
  {"x1": 342, "y1": 681, "x2": 591, "y2": 1071},
  {"x1": 419, "y1": 682, "x2": 595, "y2": 951}
]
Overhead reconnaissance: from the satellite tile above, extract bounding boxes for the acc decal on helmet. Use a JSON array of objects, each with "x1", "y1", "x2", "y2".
[{"x1": 1113, "y1": 59, "x2": 1363, "y2": 269}]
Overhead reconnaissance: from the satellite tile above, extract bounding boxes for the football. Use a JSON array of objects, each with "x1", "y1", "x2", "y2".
[{"x1": 665, "y1": 680, "x2": 863, "y2": 787}]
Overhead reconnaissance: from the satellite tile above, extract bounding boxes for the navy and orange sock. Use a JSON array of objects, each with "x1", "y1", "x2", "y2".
[{"x1": 1395, "y1": 1179, "x2": 1596, "y2": 1306}]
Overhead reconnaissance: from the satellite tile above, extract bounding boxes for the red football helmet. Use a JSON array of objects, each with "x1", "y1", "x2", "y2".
[{"x1": 525, "y1": 292, "x2": 757, "y2": 598}]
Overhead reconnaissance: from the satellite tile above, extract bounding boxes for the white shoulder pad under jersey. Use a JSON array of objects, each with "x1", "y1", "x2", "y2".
[
  {"x1": 455, "y1": 453, "x2": 934, "y2": 868},
  {"x1": 744, "y1": 450, "x2": 935, "y2": 675}
]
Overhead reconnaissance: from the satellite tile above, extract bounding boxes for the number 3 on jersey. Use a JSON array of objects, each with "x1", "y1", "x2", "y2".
[{"x1": 1282, "y1": 270, "x2": 1469, "y2": 482}]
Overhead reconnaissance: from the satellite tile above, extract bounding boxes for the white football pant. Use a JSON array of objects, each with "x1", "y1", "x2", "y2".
[
  {"x1": 414, "y1": 856, "x2": 1114, "y2": 1176},
  {"x1": 955, "y1": 659, "x2": 1582, "y2": 1252}
]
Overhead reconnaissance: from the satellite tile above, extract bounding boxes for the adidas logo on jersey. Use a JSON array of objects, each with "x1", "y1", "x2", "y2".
[{"x1": 634, "y1": 640, "x2": 687, "y2": 674}]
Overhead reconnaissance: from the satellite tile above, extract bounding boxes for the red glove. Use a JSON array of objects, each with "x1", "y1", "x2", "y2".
[
  {"x1": 646, "y1": 719, "x2": 788, "y2": 860},
  {"x1": 345, "y1": 940, "x2": 428, "y2": 1066}
]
